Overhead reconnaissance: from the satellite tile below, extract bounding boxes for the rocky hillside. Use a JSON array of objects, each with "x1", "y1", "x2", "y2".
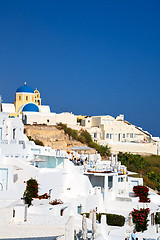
[{"x1": 24, "y1": 124, "x2": 90, "y2": 151}]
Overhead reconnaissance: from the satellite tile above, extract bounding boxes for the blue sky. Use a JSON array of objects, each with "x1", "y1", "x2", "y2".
[{"x1": 0, "y1": 0, "x2": 160, "y2": 136}]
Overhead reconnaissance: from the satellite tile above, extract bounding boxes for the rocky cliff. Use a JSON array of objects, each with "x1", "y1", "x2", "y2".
[{"x1": 24, "y1": 124, "x2": 86, "y2": 150}]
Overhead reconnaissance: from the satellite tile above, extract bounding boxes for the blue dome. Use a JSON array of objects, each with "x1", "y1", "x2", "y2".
[
  {"x1": 22, "y1": 103, "x2": 39, "y2": 112},
  {"x1": 16, "y1": 85, "x2": 34, "y2": 93}
]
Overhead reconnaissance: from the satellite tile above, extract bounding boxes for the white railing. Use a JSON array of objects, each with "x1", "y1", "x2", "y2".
[{"x1": 0, "y1": 140, "x2": 18, "y2": 145}]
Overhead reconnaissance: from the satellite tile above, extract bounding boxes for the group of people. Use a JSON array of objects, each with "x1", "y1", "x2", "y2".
[{"x1": 70, "y1": 157, "x2": 84, "y2": 166}]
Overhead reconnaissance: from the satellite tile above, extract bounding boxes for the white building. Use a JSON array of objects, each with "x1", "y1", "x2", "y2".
[
  {"x1": 0, "y1": 113, "x2": 160, "y2": 240},
  {"x1": 22, "y1": 111, "x2": 77, "y2": 126},
  {"x1": 81, "y1": 114, "x2": 158, "y2": 155}
]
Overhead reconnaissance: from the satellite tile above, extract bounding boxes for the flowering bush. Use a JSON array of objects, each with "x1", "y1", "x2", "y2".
[
  {"x1": 49, "y1": 199, "x2": 63, "y2": 205},
  {"x1": 38, "y1": 193, "x2": 50, "y2": 199},
  {"x1": 133, "y1": 185, "x2": 150, "y2": 202},
  {"x1": 23, "y1": 178, "x2": 39, "y2": 206},
  {"x1": 131, "y1": 208, "x2": 150, "y2": 232}
]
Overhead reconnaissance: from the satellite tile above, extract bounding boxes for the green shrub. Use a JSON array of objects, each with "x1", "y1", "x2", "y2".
[
  {"x1": 118, "y1": 152, "x2": 146, "y2": 170},
  {"x1": 65, "y1": 127, "x2": 73, "y2": 137},
  {"x1": 89, "y1": 142, "x2": 110, "y2": 157},
  {"x1": 118, "y1": 153, "x2": 160, "y2": 192},
  {"x1": 27, "y1": 136, "x2": 44, "y2": 146},
  {"x1": 155, "y1": 212, "x2": 160, "y2": 224},
  {"x1": 28, "y1": 135, "x2": 34, "y2": 141},
  {"x1": 143, "y1": 176, "x2": 158, "y2": 190},
  {"x1": 23, "y1": 190, "x2": 33, "y2": 207},
  {"x1": 34, "y1": 139, "x2": 44, "y2": 146},
  {"x1": 57, "y1": 123, "x2": 67, "y2": 131},
  {"x1": 81, "y1": 213, "x2": 125, "y2": 227},
  {"x1": 81, "y1": 213, "x2": 90, "y2": 218},
  {"x1": 56, "y1": 123, "x2": 110, "y2": 156},
  {"x1": 102, "y1": 213, "x2": 125, "y2": 226},
  {"x1": 98, "y1": 145, "x2": 111, "y2": 157},
  {"x1": 77, "y1": 135, "x2": 86, "y2": 143},
  {"x1": 80, "y1": 130, "x2": 92, "y2": 144},
  {"x1": 72, "y1": 130, "x2": 78, "y2": 140}
]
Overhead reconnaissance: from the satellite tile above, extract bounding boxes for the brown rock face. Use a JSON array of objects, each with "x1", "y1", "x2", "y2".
[{"x1": 24, "y1": 124, "x2": 91, "y2": 151}]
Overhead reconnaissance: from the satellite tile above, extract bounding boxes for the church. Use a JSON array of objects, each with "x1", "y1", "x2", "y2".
[
  {"x1": 1, "y1": 82, "x2": 47, "y2": 117},
  {"x1": 0, "y1": 83, "x2": 77, "y2": 126}
]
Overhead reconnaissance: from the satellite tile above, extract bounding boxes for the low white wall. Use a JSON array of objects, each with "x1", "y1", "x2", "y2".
[
  {"x1": 0, "y1": 207, "x2": 13, "y2": 224},
  {"x1": 23, "y1": 111, "x2": 77, "y2": 126},
  {"x1": 107, "y1": 142, "x2": 157, "y2": 155}
]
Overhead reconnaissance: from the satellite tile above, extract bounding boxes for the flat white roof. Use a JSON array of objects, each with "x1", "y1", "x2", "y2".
[
  {"x1": 2, "y1": 103, "x2": 15, "y2": 113},
  {"x1": 39, "y1": 105, "x2": 51, "y2": 113}
]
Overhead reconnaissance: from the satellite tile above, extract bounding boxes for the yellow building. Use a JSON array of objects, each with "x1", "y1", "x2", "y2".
[
  {"x1": 15, "y1": 82, "x2": 41, "y2": 113},
  {"x1": 1, "y1": 83, "x2": 77, "y2": 127},
  {"x1": 1, "y1": 83, "x2": 41, "y2": 117}
]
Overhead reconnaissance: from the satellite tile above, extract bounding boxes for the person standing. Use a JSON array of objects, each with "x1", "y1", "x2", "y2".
[{"x1": 131, "y1": 229, "x2": 136, "y2": 240}]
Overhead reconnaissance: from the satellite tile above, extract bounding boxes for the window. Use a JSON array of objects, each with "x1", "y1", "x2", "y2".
[
  {"x1": 118, "y1": 177, "x2": 123, "y2": 182},
  {"x1": 13, "y1": 128, "x2": 16, "y2": 139},
  {"x1": 47, "y1": 119, "x2": 49, "y2": 123},
  {"x1": 13, "y1": 209, "x2": 15, "y2": 217},
  {"x1": 118, "y1": 133, "x2": 121, "y2": 141},
  {"x1": 19, "y1": 96, "x2": 21, "y2": 101},
  {"x1": 123, "y1": 134, "x2": 125, "y2": 138},
  {"x1": 130, "y1": 133, "x2": 133, "y2": 138},
  {"x1": 26, "y1": 96, "x2": 28, "y2": 101},
  {"x1": 134, "y1": 134, "x2": 137, "y2": 138},
  {"x1": 108, "y1": 176, "x2": 113, "y2": 189},
  {"x1": 114, "y1": 134, "x2": 117, "y2": 140},
  {"x1": 127, "y1": 133, "x2": 129, "y2": 138},
  {"x1": 110, "y1": 134, "x2": 113, "y2": 140},
  {"x1": 94, "y1": 133, "x2": 97, "y2": 138},
  {"x1": 106, "y1": 133, "x2": 109, "y2": 139}
]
